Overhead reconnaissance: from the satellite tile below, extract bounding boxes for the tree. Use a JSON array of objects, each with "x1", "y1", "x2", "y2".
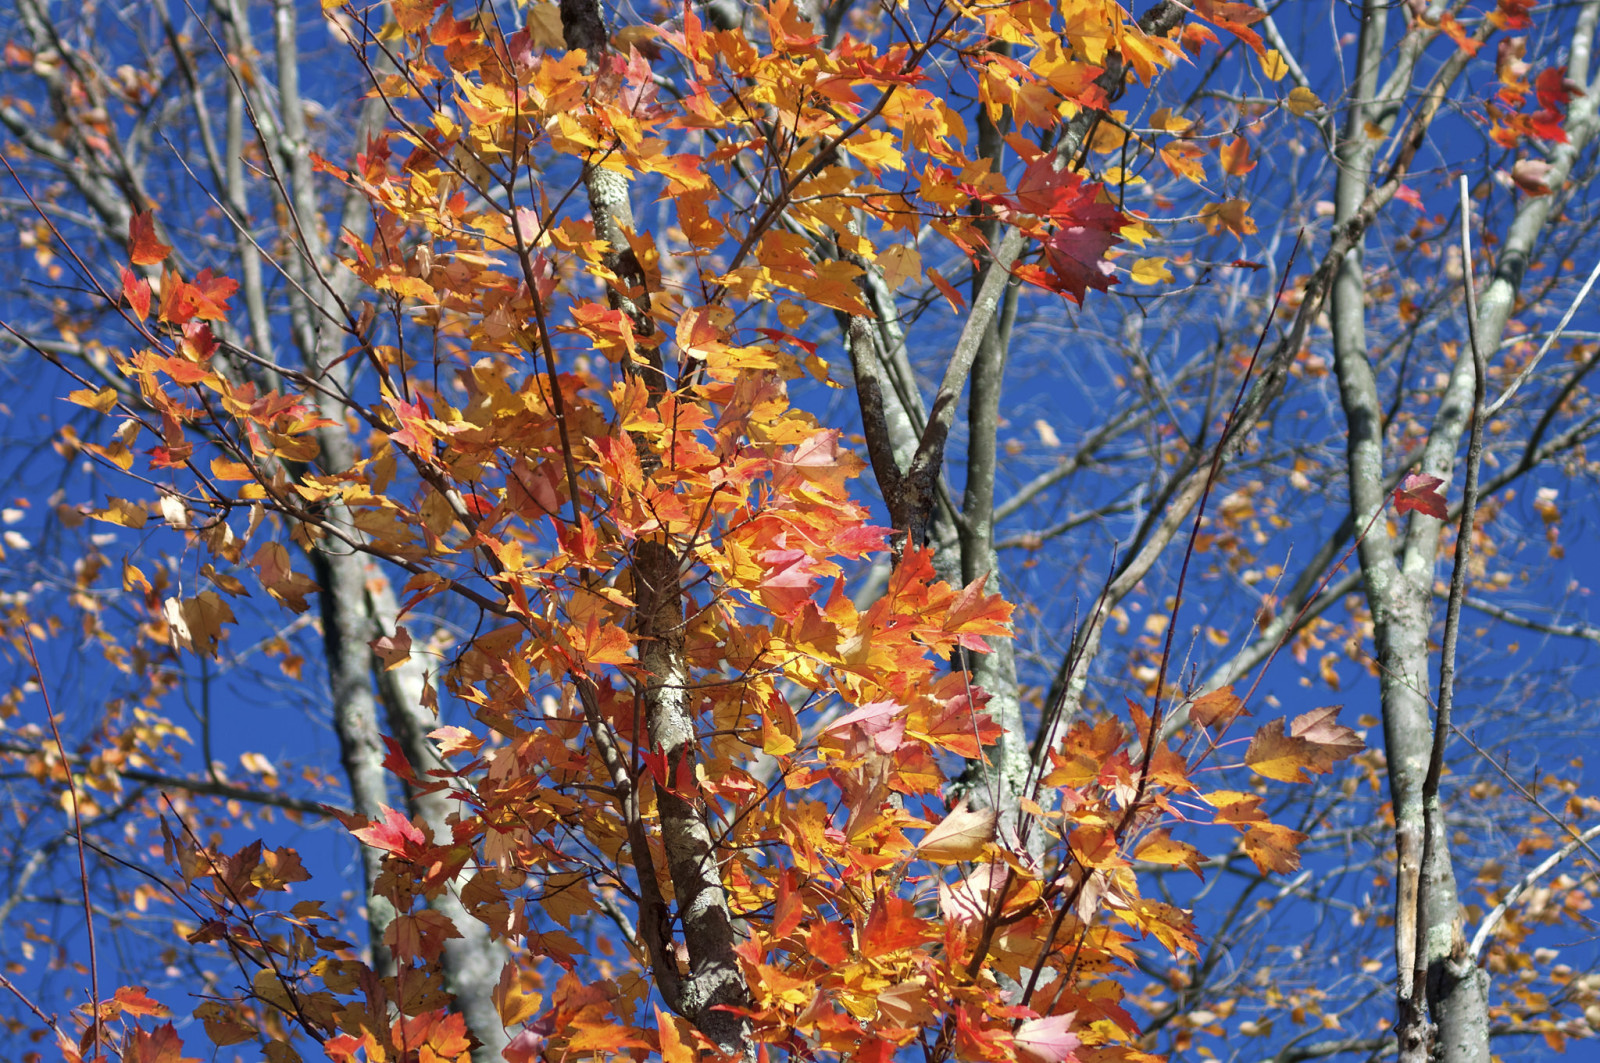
[{"x1": 2, "y1": 1, "x2": 1599, "y2": 1063}]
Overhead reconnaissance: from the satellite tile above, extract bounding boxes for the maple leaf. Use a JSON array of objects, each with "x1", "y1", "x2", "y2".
[
  {"x1": 351, "y1": 804, "x2": 429, "y2": 857},
  {"x1": 825, "y1": 700, "x2": 906, "y2": 754},
  {"x1": 1241, "y1": 821, "x2": 1308, "y2": 874},
  {"x1": 112, "y1": 986, "x2": 169, "y2": 1018},
  {"x1": 503, "y1": 1025, "x2": 548, "y2": 1063},
  {"x1": 121, "y1": 266, "x2": 151, "y2": 320},
  {"x1": 917, "y1": 801, "x2": 996, "y2": 863},
  {"x1": 1512, "y1": 158, "x2": 1554, "y2": 195},
  {"x1": 1392, "y1": 473, "x2": 1448, "y2": 519},
  {"x1": 1043, "y1": 223, "x2": 1121, "y2": 303},
  {"x1": 1014, "y1": 1013, "x2": 1081, "y2": 1063},
  {"x1": 128, "y1": 212, "x2": 172, "y2": 266},
  {"x1": 1189, "y1": 685, "x2": 1249, "y2": 730},
  {"x1": 993, "y1": 161, "x2": 1125, "y2": 303},
  {"x1": 371, "y1": 625, "x2": 413, "y2": 671},
  {"x1": 386, "y1": 909, "x2": 464, "y2": 962},
  {"x1": 1192, "y1": 0, "x2": 1267, "y2": 56},
  {"x1": 188, "y1": 269, "x2": 238, "y2": 320},
  {"x1": 1134, "y1": 829, "x2": 1205, "y2": 875},
  {"x1": 123, "y1": 1023, "x2": 199, "y2": 1063},
  {"x1": 1244, "y1": 707, "x2": 1363, "y2": 783},
  {"x1": 858, "y1": 894, "x2": 932, "y2": 957},
  {"x1": 639, "y1": 745, "x2": 698, "y2": 797}
]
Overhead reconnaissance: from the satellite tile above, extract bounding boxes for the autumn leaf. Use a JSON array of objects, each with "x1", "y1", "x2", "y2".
[
  {"x1": 351, "y1": 804, "x2": 429, "y2": 858},
  {"x1": 1245, "y1": 706, "x2": 1363, "y2": 783},
  {"x1": 1014, "y1": 1013, "x2": 1081, "y2": 1063},
  {"x1": 113, "y1": 986, "x2": 170, "y2": 1018},
  {"x1": 121, "y1": 266, "x2": 152, "y2": 320},
  {"x1": 917, "y1": 802, "x2": 997, "y2": 863},
  {"x1": 1192, "y1": 0, "x2": 1266, "y2": 56},
  {"x1": 858, "y1": 894, "x2": 932, "y2": 957},
  {"x1": 1241, "y1": 821, "x2": 1308, "y2": 874},
  {"x1": 1134, "y1": 829, "x2": 1205, "y2": 875},
  {"x1": 371, "y1": 625, "x2": 412, "y2": 670},
  {"x1": 1512, "y1": 157, "x2": 1554, "y2": 195},
  {"x1": 123, "y1": 1023, "x2": 200, "y2": 1063},
  {"x1": 128, "y1": 212, "x2": 172, "y2": 265},
  {"x1": 1392, "y1": 473, "x2": 1448, "y2": 519},
  {"x1": 68, "y1": 387, "x2": 118, "y2": 413},
  {"x1": 1219, "y1": 136, "x2": 1255, "y2": 176},
  {"x1": 1130, "y1": 257, "x2": 1174, "y2": 285},
  {"x1": 1286, "y1": 86, "x2": 1324, "y2": 116},
  {"x1": 1189, "y1": 685, "x2": 1248, "y2": 730}
]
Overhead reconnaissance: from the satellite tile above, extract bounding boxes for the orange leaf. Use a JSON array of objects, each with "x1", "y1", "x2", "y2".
[
  {"x1": 124, "y1": 1024, "x2": 199, "y2": 1063},
  {"x1": 928, "y1": 267, "x2": 966, "y2": 312},
  {"x1": 1219, "y1": 136, "x2": 1255, "y2": 176},
  {"x1": 1241, "y1": 821, "x2": 1307, "y2": 873},
  {"x1": 1189, "y1": 686, "x2": 1248, "y2": 730},
  {"x1": 128, "y1": 212, "x2": 172, "y2": 266},
  {"x1": 859, "y1": 894, "x2": 932, "y2": 957},
  {"x1": 121, "y1": 266, "x2": 151, "y2": 320},
  {"x1": 113, "y1": 986, "x2": 169, "y2": 1018},
  {"x1": 1193, "y1": 0, "x2": 1266, "y2": 56}
]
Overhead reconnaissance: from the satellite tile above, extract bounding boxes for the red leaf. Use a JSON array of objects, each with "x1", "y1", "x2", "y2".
[
  {"x1": 1392, "y1": 473, "x2": 1448, "y2": 519},
  {"x1": 128, "y1": 212, "x2": 172, "y2": 266},
  {"x1": 1535, "y1": 65, "x2": 1576, "y2": 113},
  {"x1": 121, "y1": 267, "x2": 151, "y2": 320},
  {"x1": 113, "y1": 986, "x2": 169, "y2": 1019},
  {"x1": 124, "y1": 1024, "x2": 199, "y2": 1063},
  {"x1": 189, "y1": 269, "x2": 238, "y2": 320},
  {"x1": 351, "y1": 804, "x2": 428, "y2": 857},
  {"x1": 993, "y1": 162, "x2": 1126, "y2": 303},
  {"x1": 381, "y1": 734, "x2": 421, "y2": 785},
  {"x1": 1043, "y1": 222, "x2": 1121, "y2": 304}
]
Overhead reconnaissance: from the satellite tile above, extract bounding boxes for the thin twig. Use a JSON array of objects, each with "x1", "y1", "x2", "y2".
[
  {"x1": 1486, "y1": 251, "x2": 1600, "y2": 415},
  {"x1": 1409, "y1": 173, "x2": 1490, "y2": 1023},
  {"x1": 25, "y1": 629, "x2": 101, "y2": 1057}
]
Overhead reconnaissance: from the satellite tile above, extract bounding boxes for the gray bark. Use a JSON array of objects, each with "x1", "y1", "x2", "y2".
[
  {"x1": 1326, "y1": 5, "x2": 1600, "y2": 1061},
  {"x1": 559, "y1": 0, "x2": 754, "y2": 1053}
]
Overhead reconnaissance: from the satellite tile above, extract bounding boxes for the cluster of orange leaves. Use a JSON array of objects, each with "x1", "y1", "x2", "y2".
[{"x1": 43, "y1": 1, "x2": 1370, "y2": 1062}]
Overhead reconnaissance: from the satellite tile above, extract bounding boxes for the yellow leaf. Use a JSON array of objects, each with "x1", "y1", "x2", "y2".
[
  {"x1": 1199, "y1": 199, "x2": 1258, "y2": 238},
  {"x1": 1287, "y1": 87, "x2": 1323, "y2": 117},
  {"x1": 494, "y1": 961, "x2": 542, "y2": 1028},
  {"x1": 918, "y1": 803, "x2": 996, "y2": 863},
  {"x1": 526, "y1": 2, "x2": 566, "y2": 49},
  {"x1": 1130, "y1": 257, "x2": 1174, "y2": 286},
  {"x1": 1135, "y1": 829, "x2": 1203, "y2": 871},
  {"x1": 68, "y1": 387, "x2": 118, "y2": 413},
  {"x1": 92, "y1": 498, "x2": 148, "y2": 529},
  {"x1": 1259, "y1": 49, "x2": 1288, "y2": 81},
  {"x1": 877, "y1": 244, "x2": 922, "y2": 291},
  {"x1": 211, "y1": 457, "x2": 254, "y2": 481},
  {"x1": 1149, "y1": 108, "x2": 1195, "y2": 135}
]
